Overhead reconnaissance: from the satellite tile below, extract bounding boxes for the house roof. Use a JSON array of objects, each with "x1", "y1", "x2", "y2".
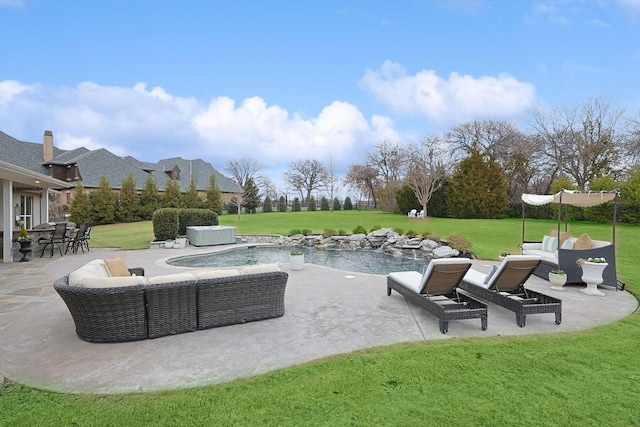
[{"x1": 0, "y1": 130, "x2": 241, "y2": 193}]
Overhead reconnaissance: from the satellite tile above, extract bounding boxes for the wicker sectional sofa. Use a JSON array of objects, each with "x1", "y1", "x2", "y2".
[
  {"x1": 54, "y1": 258, "x2": 289, "y2": 343},
  {"x1": 521, "y1": 233, "x2": 616, "y2": 287}
]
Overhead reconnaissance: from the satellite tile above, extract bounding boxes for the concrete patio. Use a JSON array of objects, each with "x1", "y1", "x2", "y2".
[{"x1": 0, "y1": 245, "x2": 637, "y2": 394}]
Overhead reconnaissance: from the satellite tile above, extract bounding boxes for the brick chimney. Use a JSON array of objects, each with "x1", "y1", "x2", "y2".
[{"x1": 43, "y1": 130, "x2": 53, "y2": 161}]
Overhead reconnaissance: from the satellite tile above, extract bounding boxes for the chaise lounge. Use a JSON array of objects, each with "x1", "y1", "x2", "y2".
[
  {"x1": 387, "y1": 258, "x2": 488, "y2": 334},
  {"x1": 459, "y1": 255, "x2": 561, "y2": 327}
]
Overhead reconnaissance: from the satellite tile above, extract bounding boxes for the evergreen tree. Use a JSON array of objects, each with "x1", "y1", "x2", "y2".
[
  {"x1": 343, "y1": 196, "x2": 353, "y2": 210},
  {"x1": 320, "y1": 196, "x2": 330, "y2": 211},
  {"x1": 117, "y1": 173, "x2": 139, "y2": 223},
  {"x1": 68, "y1": 182, "x2": 93, "y2": 224},
  {"x1": 278, "y1": 195, "x2": 287, "y2": 212},
  {"x1": 241, "y1": 177, "x2": 260, "y2": 213},
  {"x1": 91, "y1": 174, "x2": 116, "y2": 224},
  {"x1": 446, "y1": 147, "x2": 508, "y2": 219},
  {"x1": 395, "y1": 185, "x2": 420, "y2": 214},
  {"x1": 308, "y1": 195, "x2": 316, "y2": 211},
  {"x1": 292, "y1": 197, "x2": 301, "y2": 212},
  {"x1": 139, "y1": 174, "x2": 161, "y2": 220},
  {"x1": 204, "y1": 174, "x2": 223, "y2": 214},
  {"x1": 184, "y1": 176, "x2": 200, "y2": 208},
  {"x1": 332, "y1": 197, "x2": 341, "y2": 211},
  {"x1": 263, "y1": 196, "x2": 273, "y2": 212},
  {"x1": 163, "y1": 178, "x2": 183, "y2": 208}
]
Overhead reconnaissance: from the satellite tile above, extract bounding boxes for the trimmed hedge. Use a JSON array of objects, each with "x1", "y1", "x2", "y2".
[{"x1": 152, "y1": 208, "x2": 218, "y2": 241}]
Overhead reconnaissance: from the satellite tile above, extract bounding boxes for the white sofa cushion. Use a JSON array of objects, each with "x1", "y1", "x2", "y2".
[
  {"x1": 541, "y1": 235, "x2": 558, "y2": 252},
  {"x1": 68, "y1": 259, "x2": 110, "y2": 286},
  {"x1": 78, "y1": 276, "x2": 147, "y2": 288},
  {"x1": 191, "y1": 269, "x2": 240, "y2": 280},
  {"x1": 146, "y1": 273, "x2": 196, "y2": 285},
  {"x1": 241, "y1": 264, "x2": 281, "y2": 275}
]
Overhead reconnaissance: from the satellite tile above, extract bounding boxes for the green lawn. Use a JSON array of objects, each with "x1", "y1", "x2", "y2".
[{"x1": 2, "y1": 212, "x2": 639, "y2": 426}]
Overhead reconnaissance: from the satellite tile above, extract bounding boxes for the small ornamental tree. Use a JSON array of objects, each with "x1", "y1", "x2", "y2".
[
  {"x1": 343, "y1": 196, "x2": 353, "y2": 210},
  {"x1": 320, "y1": 196, "x2": 330, "y2": 211},
  {"x1": 163, "y1": 178, "x2": 183, "y2": 209},
  {"x1": 308, "y1": 196, "x2": 316, "y2": 211},
  {"x1": 292, "y1": 197, "x2": 301, "y2": 212},
  {"x1": 204, "y1": 174, "x2": 223, "y2": 215},
  {"x1": 91, "y1": 174, "x2": 116, "y2": 225},
  {"x1": 242, "y1": 177, "x2": 260, "y2": 213},
  {"x1": 184, "y1": 176, "x2": 200, "y2": 209},
  {"x1": 117, "y1": 173, "x2": 139, "y2": 223},
  {"x1": 333, "y1": 197, "x2": 341, "y2": 211},
  {"x1": 68, "y1": 182, "x2": 93, "y2": 224},
  {"x1": 139, "y1": 174, "x2": 161, "y2": 220},
  {"x1": 278, "y1": 196, "x2": 287, "y2": 212},
  {"x1": 263, "y1": 196, "x2": 273, "y2": 212}
]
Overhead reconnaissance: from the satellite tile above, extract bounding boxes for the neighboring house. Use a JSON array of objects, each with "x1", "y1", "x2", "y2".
[{"x1": 0, "y1": 130, "x2": 241, "y2": 263}]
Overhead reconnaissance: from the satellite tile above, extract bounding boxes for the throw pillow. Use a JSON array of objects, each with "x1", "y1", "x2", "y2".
[
  {"x1": 550, "y1": 230, "x2": 571, "y2": 248},
  {"x1": 541, "y1": 235, "x2": 558, "y2": 252},
  {"x1": 561, "y1": 238, "x2": 576, "y2": 250},
  {"x1": 483, "y1": 265, "x2": 498, "y2": 285},
  {"x1": 104, "y1": 257, "x2": 131, "y2": 277},
  {"x1": 573, "y1": 234, "x2": 593, "y2": 250}
]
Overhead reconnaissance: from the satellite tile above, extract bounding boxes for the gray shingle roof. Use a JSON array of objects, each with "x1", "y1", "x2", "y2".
[{"x1": 0, "y1": 130, "x2": 241, "y2": 193}]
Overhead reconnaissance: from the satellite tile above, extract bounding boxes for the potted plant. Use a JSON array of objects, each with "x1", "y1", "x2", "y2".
[
  {"x1": 17, "y1": 225, "x2": 34, "y2": 262},
  {"x1": 548, "y1": 269, "x2": 567, "y2": 290},
  {"x1": 290, "y1": 249, "x2": 304, "y2": 271},
  {"x1": 577, "y1": 257, "x2": 608, "y2": 296}
]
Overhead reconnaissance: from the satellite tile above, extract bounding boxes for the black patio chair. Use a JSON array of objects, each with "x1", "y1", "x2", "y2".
[
  {"x1": 66, "y1": 222, "x2": 90, "y2": 254},
  {"x1": 39, "y1": 222, "x2": 69, "y2": 257}
]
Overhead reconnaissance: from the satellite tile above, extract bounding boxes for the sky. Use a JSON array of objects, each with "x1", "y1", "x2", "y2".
[{"x1": 1, "y1": 0, "x2": 639, "y2": 191}]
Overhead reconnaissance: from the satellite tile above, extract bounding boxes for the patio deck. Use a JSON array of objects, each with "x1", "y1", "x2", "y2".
[{"x1": 0, "y1": 245, "x2": 636, "y2": 394}]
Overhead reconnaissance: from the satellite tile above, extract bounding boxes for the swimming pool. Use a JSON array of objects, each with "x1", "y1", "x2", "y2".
[{"x1": 167, "y1": 245, "x2": 429, "y2": 275}]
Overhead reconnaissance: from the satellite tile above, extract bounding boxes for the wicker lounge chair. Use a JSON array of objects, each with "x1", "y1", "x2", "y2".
[
  {"x1": 387, "y1": 258, "x2": 488, "y2": 334},
  {"x1": 459, "y1": 255, "x2": 562, "y2": 327}
]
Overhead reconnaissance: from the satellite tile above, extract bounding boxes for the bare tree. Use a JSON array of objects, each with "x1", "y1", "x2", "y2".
[
  {"x1": 529, "y1": 97, "x2": 625, "y2": 190},
  {"x1": 621, "y1": 108, "x2": 640, "y2": 178},
  {"x1": 344, "y1": 164, "x2": 379, "y2": 209},
  {"x1": 259, "y1": 176, "x2": 278, "y2": 201},
  {"x1": 283, "y1": 159, "x2": 328, "y2": 202},
  {"x1": 404, "y1": 135, "x2": 448, "y2": 218},
  {"x1": 366, "y1": 140, "x2": 409, "y2": 210},
  {"x1": 224, "y1": 158, "x2": 263, "y2": 188},
  {"x1": 225, "y1": 158, "x2": 262, "y2": 219},
  {"x1": 324, "y1": 154, "x2": 342, "y2": 203}
]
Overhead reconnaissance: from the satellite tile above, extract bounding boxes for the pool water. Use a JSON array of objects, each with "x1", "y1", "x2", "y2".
[{"x1": 168, "y1": 245, "x2": 429, "y2": 275}]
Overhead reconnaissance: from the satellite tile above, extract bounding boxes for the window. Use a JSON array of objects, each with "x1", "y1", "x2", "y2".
[{"x1": 19, "y1": 195, "x2": 34, "y2": 229}]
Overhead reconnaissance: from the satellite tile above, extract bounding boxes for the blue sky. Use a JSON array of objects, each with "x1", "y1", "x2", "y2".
[{"x1": 1, "y1": 0, "x2": 639, "y2": 188}]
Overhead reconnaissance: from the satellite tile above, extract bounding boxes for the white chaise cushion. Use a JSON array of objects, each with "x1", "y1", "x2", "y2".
[{"x1": 387, "y1": 271, "x2": 423, "y2": 293}]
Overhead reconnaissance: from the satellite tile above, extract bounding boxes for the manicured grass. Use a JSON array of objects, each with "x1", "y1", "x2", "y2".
[{"x1": 5, "y1": 212, "x2": 637, "y2": 426}]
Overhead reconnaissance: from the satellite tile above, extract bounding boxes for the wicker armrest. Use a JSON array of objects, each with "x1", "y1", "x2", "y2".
[{"x1": 128, "y1": 267, "x2": 144, "y2": 276}]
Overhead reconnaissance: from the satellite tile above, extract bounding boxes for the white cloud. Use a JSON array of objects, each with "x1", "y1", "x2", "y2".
[
  {"x1": 618, "y1": 0, "x2": 640, "y2": 14},
  {"x1": 0, "y1": 80, "x2": 393, "y2": 180},
  {"x1": 359, "y1": 60, "x2": 536, "y2": 126}
]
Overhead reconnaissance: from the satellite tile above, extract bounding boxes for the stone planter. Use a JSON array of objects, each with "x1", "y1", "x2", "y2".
[
  {"x1": 548, "y1": 272, "x2": 567, "y2": 291},
  {"x1": 580, "y1": 262, "x2": 608, "y2": 296},
  {"x1": 290, "y1": 253, "x2": 304, "y2": 271},
  {"x1": 18, "y1": 240, "x2": 33, "y2": 262}
]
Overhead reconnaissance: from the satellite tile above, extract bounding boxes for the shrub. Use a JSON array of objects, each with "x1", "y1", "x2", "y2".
[
  {"x1": 278, "y1": 196, "x2": 287, "y2": 212},
  {"x1": 292, "y1": 197, "x2": 301, "y2": 212},
  {"x1": 152, "y1": 208, "x2": 180, "y2": 241},
  {"x1": 406, "y1": 229, "x2": 417, "y2": 238},
  {"x1": 427, "y1": 234, "x2": 440, "y2": 241},
  {"x1": 323, "y1": 229, "x2": 337, "y2": 238},
  {"x1": 178, "y1": 208, "x2": 218, "y2": 235},
  {"x1": 308, "y1": 196, "x2": 316, "y2": 211},
  {"x1": 370, "y1": 224, "x2": 381, "y2": 232},
  {"x1": 353, "y1": 225, "x2": 367, "y2": 234},
  {"x1": 302, "y1": 229, "x2": 312, "y2": 236},
  {"x1": 263, "y1": 196, "x2": 273, "y2": 213},
  {"x1": 343, "y1": 196, "x2": 353, "y2": 210},
  {"x1": 393, "y1": 227, "x2": 403, "y2": 235},
  {"x1": 338, "y1": 229, "x2": 347, "y2": 236},
  {"x1": 447, "y1": 233, "x2": 471, "y2": 253},
  {"x1": 333, "y1": 197, "x2": 341, "y2": 211},
  {"x1": 421, "y1": 231, "x2": 432, "y2": 239},
  {"x1": 320, "y1": 197, "x2": 330, "y2": 211},
  {"x1": 289, "y1": 229, "x2": 302, "y2": 236}
]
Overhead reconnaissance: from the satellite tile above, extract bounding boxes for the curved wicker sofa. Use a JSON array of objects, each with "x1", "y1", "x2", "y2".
[{"x1": 54, "y1": 259, "x2": 289, "y2": 343}]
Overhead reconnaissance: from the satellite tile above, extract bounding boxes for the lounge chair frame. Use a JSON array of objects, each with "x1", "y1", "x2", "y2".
[
  {"x1": 459, "y1": 256, "x2": 562, "y2": 327},
  {"x1": 387, "y1": 260, "x2": 488, "y2": 334}
]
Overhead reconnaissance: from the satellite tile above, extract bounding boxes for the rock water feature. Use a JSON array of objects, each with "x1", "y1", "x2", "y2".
[{"x1": 271, "y1": 228, "x2": 462, "y2": 260}]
